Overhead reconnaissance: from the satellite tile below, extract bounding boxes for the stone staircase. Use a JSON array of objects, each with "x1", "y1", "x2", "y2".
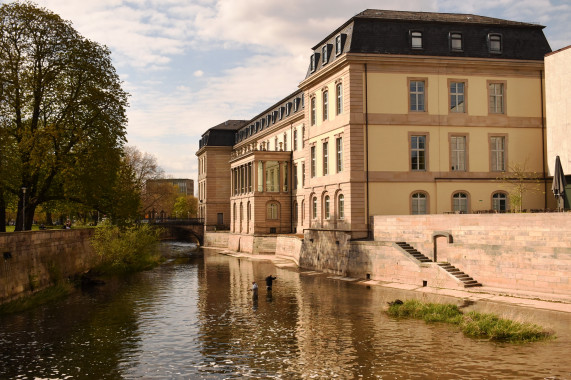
[
  {"x1": 395, "y1": 242, "x2": 432, "y2": 263},
  {"x1": 437, "y1": 262, "x2": 482, "y2": 288},
  {"x1": 395, "y1": 241, "x2": 482, "y2": 288}
]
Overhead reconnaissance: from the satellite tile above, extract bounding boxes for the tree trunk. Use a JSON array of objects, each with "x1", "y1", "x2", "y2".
[
  {"x1": 15, "y1": 198, "x2": 37, "y2": 231},
  {"x1": 0, "y1": 192, "x2": 6, "y2": 233}
]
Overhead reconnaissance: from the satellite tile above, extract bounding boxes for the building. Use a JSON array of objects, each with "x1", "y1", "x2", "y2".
[
  {"x1": 545, "y1": 45, "x2": 571, "y2": 208},
  {"x1": 147, "y1": 178, "x2": 194, "y2": 196},
  {"x1": 196, "y1": 9, "x2": 553, "y2": 239},
  {"x1": 197, "y1": 120, "x2": 248, "y2": 229}
]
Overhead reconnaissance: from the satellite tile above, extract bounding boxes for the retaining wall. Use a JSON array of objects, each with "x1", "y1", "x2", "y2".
[
  {"x1": 0, "y1": 229, "x2": 97, "y2": 303},
  {"x1": 204, "y1": 231, "x2": 230, "y2": 248},
  {"x1": 371, "y1": 213, "x2": 571, "y2": 294}
]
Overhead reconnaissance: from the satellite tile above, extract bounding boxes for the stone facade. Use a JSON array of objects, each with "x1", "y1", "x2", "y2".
[
  {"x1": 0, "y1": 229, "x2": 97, "y2": 303},
  {"x1": 197, "y1": 9, "x2": 556, "y2": 241}
]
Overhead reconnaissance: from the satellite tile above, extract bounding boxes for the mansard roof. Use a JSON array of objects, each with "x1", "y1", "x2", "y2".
[
  {"x1": 198, "y1": 120, "x2": 248, "y2": 149},
  {"x1": 306, "y1": 9, "x2": 552, "y2": 78}
]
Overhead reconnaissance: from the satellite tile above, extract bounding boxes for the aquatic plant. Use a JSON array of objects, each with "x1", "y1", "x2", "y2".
[
  {"x1": 0, "y1": 283, "x2": 74, "y2": 315},
  {"x1": 387, "y1": 299, "x2": 553, "y2": 342}
]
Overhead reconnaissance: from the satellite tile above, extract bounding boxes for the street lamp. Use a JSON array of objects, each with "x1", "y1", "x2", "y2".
[{"x1": 21, "y1": 187, "x2": 27, "y2": 231}]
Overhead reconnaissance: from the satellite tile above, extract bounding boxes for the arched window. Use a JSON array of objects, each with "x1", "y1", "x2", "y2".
[
  {"x1": 324, "y1": 195, "x2": 330, "y2": 219},
  {"x1": 301, "y1": 199, "x2": 305, "y2": 225},
  {"x1": 312, "y1": 196, "x2": 317, "y2": 219},
  {"x1": 411, "y1": 192, "x2": 427, "y2": 215},
  {"x1": 492, "y1": 192, "x2": 508, "y2": 212},
  {"x1": 452, "y1": 192, "x2": 469, "y2": 213},
  {"x1": 293, "y1": 201, "x2": 298, "y2": 223},
  {"x1": 267, "y1": 202, "x2": 278, "y2": 219},
  {"x1": 247, "y1": 201, "x2": 251, "y2": 220},
  {"x1": 338, "y1": 194, "x2": 344, "y2": 220}
]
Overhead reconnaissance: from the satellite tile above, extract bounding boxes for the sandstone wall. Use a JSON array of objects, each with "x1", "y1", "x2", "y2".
[
  {"x1": 204, "y1": 231, "x2": 230, "y2": 248},
  {"x1": 371, "y1": 213, "x2": 571, "y2": 294},
  {"x1": 275, "y1": 236, "x2": 302, "y2": 265},
  {"x1": 0, "y1": 229, "x2": 97, "y2": 303}
]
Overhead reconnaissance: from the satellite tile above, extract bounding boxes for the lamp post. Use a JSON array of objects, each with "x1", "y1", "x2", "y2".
[{"x1": 21, "y1": 187, "x2": 27, "y2": 231}]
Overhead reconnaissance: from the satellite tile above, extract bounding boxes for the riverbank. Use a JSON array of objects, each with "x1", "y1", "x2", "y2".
[{"x1": 217, "y1": 249, "x2": 571, "y2": 314}]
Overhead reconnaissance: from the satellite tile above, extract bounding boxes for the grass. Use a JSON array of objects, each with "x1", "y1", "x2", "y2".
[
  {"x1": 387, "y1": 299, "x2": 553, "y2": 342},
  {"x1": 0, "y1": 282, "x2": 75, "y2": 315}
]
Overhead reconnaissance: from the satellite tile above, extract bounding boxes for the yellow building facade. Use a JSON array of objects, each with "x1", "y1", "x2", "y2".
[{"x1": 197, "y1": 10, "x2": 552, "y2": 238}]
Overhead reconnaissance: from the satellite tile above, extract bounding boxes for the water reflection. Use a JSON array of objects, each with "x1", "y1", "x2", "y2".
[{"x1": 0, "y1": 246, "x2": 570, "y2": 379}]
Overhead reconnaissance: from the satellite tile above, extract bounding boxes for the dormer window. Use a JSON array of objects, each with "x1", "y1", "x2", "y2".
[
  {"x1": 279, "y1": 107, "x2": 284, "y2": 120},
  {"x1": 266, "y1": 115, "x2": 272, "y2": 126},
  {"x1": 335, "y1": 34, "x2": 345, "y2": 56},
  {"x1": 450, "y1": 32, "x2": 463, "y2": 51},
  {"x1": 488, "y1": 33, "x2": 502, "y2": 53},
  {"x1": 411, "y1": 31, "x2": 423, "y2": 49},
  {"x1": 322, "y1": 45, "x2": 329, "y2": 65},
  {"x1": 256, "y1": 121, "x2": 261, "y2": 131},
  {"x1": 310, "y1": 53, "x2": 317, "y2": 72},
  {"x1": 286, "y1": 102, "x2": 292, "y2": 116},
  {"x1": 293, "y1": 98, "x2": 298, "y2": 112}
]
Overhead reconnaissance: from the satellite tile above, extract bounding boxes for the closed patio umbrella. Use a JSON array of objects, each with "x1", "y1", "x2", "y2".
[{"x1": 552, "y1": 155, "x2": 567, "y2": 211}]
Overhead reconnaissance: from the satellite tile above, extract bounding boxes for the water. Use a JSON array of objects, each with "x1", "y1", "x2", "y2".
[{"x1": 1, "y1": 246, "x2": 570, "y2": 379}]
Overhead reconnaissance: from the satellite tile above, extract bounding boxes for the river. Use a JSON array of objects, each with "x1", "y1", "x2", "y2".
[{"x1": 1, "y1": 244, "x2": 570, "y2": 379}]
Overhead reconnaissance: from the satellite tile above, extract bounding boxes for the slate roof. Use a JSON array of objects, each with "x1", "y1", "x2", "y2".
[{"x1": 306, "y1": 9, "x2": 552, "y2": 78}]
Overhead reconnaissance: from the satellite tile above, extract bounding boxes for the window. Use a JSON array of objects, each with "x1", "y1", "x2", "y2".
[
  {"x1": 286, "y1": 102, "x2": 291, "y2": 116},
  {"x1": 310, "y1": 54, "x2": 317, "y2": 72},
  {"x1": 411, "y1": 31, "x2": 422, "y2": 49},
  {"x1": 490, "y1": 136, "x2": 506, "y2": 172},
  {"x1": 312, "y1": 196, "x2": 317, "y2": 219},
  {"x1": 293, "y1": 201, "x2": 298, "y2": 224},
  {"x1": 302, "y1": 126, "x2": 305, "y2": 148},
  {"x1": 410, "y1": 80, "x2": 425, "y2": 111},
  {"x1": 293, "y1": 129, "x2": 298, "y2": 151},
  {"x1": 453, "y1": 192, "x2": 468, "y2": 213},
  {"x1": 265, "y1": 161, "x2": 279, "y2": 192},
  {"x1": 293, "y1": 164, "x2": 298, "y2": 189},
  {"x1": 450, "y1": 32, "x2": 462, "y2": 51},
  {"x1": 338, "y1": 194, "x2": 344, "y2": 219},
  {"x1": 492, "y1": 192, "x2": 508, "y2": 212},
  {"x1": 489, "y1": 83, "x2": 504, "y2": 114},
  {"x1": 311, "y1": 97, "x2": 316, "y2": 125},
  {"x1": 257, "y1": 161, "x2": 263, "y2": 191},
  {"x1": 411, "y1": 135, "x2": 426, "y2": 171},
  {"x1": 488, "y1": 33, "x2": 502, "y2": 53},
  {"x1": 324, "y1": 195, "x2": 330, "y2": 219},
  {"x1": 283, "y1": 162, "x2": 288, "y2": 192},
  {"x1": 293, "y1": 98, "x2": 299, "y2": 112},
  {"x1": 302, "y1": 162, "x2": 305, "y2": 186},
  {"x1": 267, "y1": 202, "x2": 278, "y2": 219},
  {"x1": 284, "y1": 133, "x2": 287, "y2": 151},
  {"x1": 322, "y1": 45, "x2": 329, "y2": 65},
  {"x1": 336, "y1": 83, "x2": 343, "y2": 115},
  {"x1": 411, "y1": 192, "x2": 427, "y2": 215},
  {"x1": 336, "y1": 137, "x2": 343, "y2": 172},
  {"x1": 450, "y1": 82, "x2": 465, "y2": 113},
  {"x1": 279, "y1": 107, "x2": 284, "y2": 120},
  {"x1": 311, "y1": 146, "x2": 316, "y2": 177},
  {"x1": 323, "y1": 141, "x2": 328, "y2": 175},
  {"x1": 323, "y1": 91, "x2": 328, "y2": 121},
  {"x1": 274, "y1": 137, "x2": 278, "y2": 151},
  {"x1": 450, "y1": 136, "x2": 466, "y2": 171},
  {"x1": 301, "y1": 199, "x2": 305, "y2": 224},
  {"x1": 335, "y1": 34, "x2": 344, "y2": 55}
]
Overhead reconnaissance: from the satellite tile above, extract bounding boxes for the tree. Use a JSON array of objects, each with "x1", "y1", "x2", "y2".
[
  {"x1": 173, "y1": 195, "x2": 198, "y2": 218},
  {"x1": 0, "y1": 2, "x2": 128, "y2": 231},
  {"x1": 497, "y1": 161, "x2": 543, "y2": 212}
]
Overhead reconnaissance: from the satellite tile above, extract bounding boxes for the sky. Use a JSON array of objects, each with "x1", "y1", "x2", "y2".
[{"x1": 5, "y1": 0, "x2": 571, "y2": 189}]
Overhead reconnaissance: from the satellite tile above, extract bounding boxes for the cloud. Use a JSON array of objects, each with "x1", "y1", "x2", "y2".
[{"x1": 20, "y1": 0, "x2": 571, "y2": 182}]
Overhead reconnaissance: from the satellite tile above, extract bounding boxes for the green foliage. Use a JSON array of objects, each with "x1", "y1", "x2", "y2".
[
  {"x1": 461, "y1": 311, "x2": 551, "y2": 342},
  {"x1": 387, "y1": 299, "x2": 552, "y2": 342},
  {"x1": 496, "y1": 161, "x2": 543, "y2": 212},
  {"x1": 173, "y1": 195, "x2": 198, "y2": 218},
  {"x1": 0, "y1": 1, "x2": 129, "y2": 231},
  {"x1": 91, "y1": 222, "x2": 163, "y2": 274}
]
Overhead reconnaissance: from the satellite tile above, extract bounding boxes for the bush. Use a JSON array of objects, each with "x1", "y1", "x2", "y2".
[
  {"x1": 387, "y1": 299, "x2": 552, "y2": 342},
  {"x1": 91, "y1": 222, "x2": 163, "y2": 274}
]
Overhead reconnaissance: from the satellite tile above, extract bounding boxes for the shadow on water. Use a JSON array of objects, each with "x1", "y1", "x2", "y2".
[{"x1": 1, "y1": 246, "x2": 570, "y2": 379}]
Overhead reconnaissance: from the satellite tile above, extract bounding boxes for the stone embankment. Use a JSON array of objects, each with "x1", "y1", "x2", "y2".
[
  {"x1": 207, "y1": 213, "x2": 571, "y2": 304},
  {"x1": 0, "y1": 229, "x2": 97, "y2": 304}
]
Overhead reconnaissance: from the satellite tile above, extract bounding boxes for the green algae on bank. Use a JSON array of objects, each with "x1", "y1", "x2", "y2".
[
  {"x1": 387, "y1": 299, "x2": 554, "y2": 342},
  {"x1": 0, "y1": 282, "x2": 75, "y2": 315}
]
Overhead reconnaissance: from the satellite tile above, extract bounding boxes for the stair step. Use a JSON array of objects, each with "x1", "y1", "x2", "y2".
[{"x1": 464, "y1": 283, "x2": 483, "y2": 288}]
